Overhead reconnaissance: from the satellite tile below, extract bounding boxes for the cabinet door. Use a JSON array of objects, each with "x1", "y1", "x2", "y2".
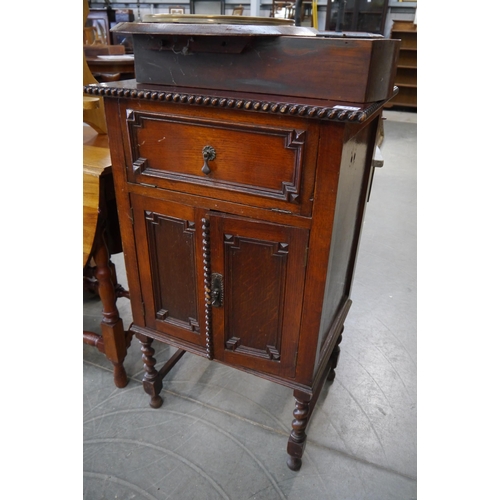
[
  {"x1": 210, "y1": 212, "x2": 309, "y2": 378},
  {"x1": 130, "y1": 193, "x2": 206, "y2": 349}
]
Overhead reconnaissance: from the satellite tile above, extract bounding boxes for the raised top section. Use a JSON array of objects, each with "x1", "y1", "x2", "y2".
[{"x1": 111, "y1": 21, "x2": 400, "y2": 104}]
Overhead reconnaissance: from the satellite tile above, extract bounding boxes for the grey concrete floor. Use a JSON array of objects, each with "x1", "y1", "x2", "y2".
[{"x1": 83, "y1": 110, "x2": 417, "y2": 499}]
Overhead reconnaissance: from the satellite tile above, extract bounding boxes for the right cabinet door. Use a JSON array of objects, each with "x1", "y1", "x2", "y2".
[{"x1": 209, "y1": 212, "x2": 309, "y2": 379}]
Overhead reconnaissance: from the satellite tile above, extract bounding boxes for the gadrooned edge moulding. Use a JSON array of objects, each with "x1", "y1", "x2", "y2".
[{"x1": 84, "y1": 84, "x2": 399, "y2": 123}]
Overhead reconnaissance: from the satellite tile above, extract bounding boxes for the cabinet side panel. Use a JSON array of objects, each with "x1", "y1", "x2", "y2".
[{"x1": 316, "y1": 119, "x2": 378, "y2": 364}]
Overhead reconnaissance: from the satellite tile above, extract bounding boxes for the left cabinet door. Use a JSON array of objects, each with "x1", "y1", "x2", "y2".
[{"x1": 129, "y1": 192, "x2": 206, "y2": 350}]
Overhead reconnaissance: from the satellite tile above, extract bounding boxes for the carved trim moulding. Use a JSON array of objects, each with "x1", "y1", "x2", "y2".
[{"x1": 84, "y1": 84, "x2": 398, "y2": 123}]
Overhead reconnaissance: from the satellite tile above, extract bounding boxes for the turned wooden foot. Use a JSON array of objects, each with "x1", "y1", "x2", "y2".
[
  {"x1": 286, "y1": 394, "x2": 310, "y2": 471},
  {"x1": 112, "y1": 362, "x2": 128, "y2": 389},
  {"x1": 286, "y1": 456, "x2": 302, "y2": 471},
  {"x1": 149, "y1": 395, "x2": 164, "y2": 409},
  {"x1": 137, "y1": 333, "x2": 164, "y2": 408},
  {"x1": 286, "y1": 328, "x2": 345, "y2": 470}
]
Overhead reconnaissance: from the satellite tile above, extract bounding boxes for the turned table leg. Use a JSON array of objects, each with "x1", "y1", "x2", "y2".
[
  {"x1": 136, "y1": 333, "x2": 164, "y2": 408},
  {"x1": 287, "y1": 393, "x2": 311, "y2": 471},
  {"x1": 286, "y1": 328, "x2": 345, "y2": 471},
  {"x1": 93, "y1": 229, "x2": 128, "y2": 388}
]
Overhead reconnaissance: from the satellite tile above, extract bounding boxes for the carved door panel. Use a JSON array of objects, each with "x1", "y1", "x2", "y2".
[
  {"x1": 210, "y1": 212, "x2": 309, "y2": 378},
  {"x1": 130, "y1": 193, "x2": 206, "y2": 348}
]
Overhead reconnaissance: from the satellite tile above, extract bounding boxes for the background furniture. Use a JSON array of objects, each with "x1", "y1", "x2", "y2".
[
  {"x1": 83, "y1": 36, "x2": 134, "y2": 83},
  {"x1": 85, "y1": 54, "x2": 135, "y2": 83},
  {"x1": 189, "y1": 0, "x2": 225, "y2": 14},
  {"x1": 325, "y1": 0, "x2": 388, "y2": 33},
  {"x1": 112, "y1": 9, "x2": 135, "y2": 53},
  {"x1": 270, "y1": 0, "x2": 295, "y2": 18},
  {"x1": 86, "y1": 24, "x2": 399, "y2": 470},
  {"x1": 83, "y1": 0, "x2": 132, "y2": 388},
  {"x1": 86, "y1": 0, "x2": 415, "y2": 34},
  {"x1": 383, "y1": 0, "x2": 417, "y2": 37},
  {"x1": 169, "y1": 6, "x2": 186, "y2": 13},
  {"x1": 84, "y1": 4, "x2": 135, "y2": 81},
  {"x1": 83, "y1": 124, "x2": 132, "y2": 388},
  {"x1": 385, "y1": 19, "x2": 416, "y2": 109},
  {"x1": 86, "y1": 8, "x2": 114, "y2": 45}
]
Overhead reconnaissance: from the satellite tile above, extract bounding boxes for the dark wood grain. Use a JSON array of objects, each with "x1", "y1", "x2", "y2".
[{"x1": 131, "y1": 33, "x2": 398, "y2": 103}]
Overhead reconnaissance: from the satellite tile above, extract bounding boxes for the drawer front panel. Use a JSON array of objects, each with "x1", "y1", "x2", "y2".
[{"x1": 125, "y1": 109, "x2": 313, "y2": 214}]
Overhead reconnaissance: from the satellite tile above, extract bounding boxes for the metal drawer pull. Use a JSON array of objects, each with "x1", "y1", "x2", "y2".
[{"x1": 201, "y1": 145, "x2": 216, "y2": 175}]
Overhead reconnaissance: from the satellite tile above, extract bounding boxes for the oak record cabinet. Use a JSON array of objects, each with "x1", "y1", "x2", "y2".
[{"x1": 85, "y1": 23, "x2": 399, "y2": 470}]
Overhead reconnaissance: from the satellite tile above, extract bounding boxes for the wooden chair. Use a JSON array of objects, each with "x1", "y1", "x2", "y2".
[
  {"x1": 83, "y1": 0, "x2": 132, "y2": 388},
  {"x1": 270, "y1": 0, "x2": 295, "y2": 19}
]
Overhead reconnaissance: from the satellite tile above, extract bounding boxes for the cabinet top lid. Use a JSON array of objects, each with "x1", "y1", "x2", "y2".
[
  {"x1": 112, "y1": 20, "x2": 314, "y2": 37},
  {"x1": 112, "y1": 21, "x2": 385, "y2": 39},
  {"x1": 143, "y1": 13, "x2": 294, "y2": 26}
]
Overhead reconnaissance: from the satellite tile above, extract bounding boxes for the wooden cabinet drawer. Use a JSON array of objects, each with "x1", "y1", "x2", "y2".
[{"x1": 124, "y1": 107, "x2": 317, "y2": 215}]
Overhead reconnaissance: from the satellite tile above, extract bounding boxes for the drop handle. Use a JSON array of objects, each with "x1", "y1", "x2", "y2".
[{"x1": 201, "y1": 145, "x2": 216, "y2": 175}]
